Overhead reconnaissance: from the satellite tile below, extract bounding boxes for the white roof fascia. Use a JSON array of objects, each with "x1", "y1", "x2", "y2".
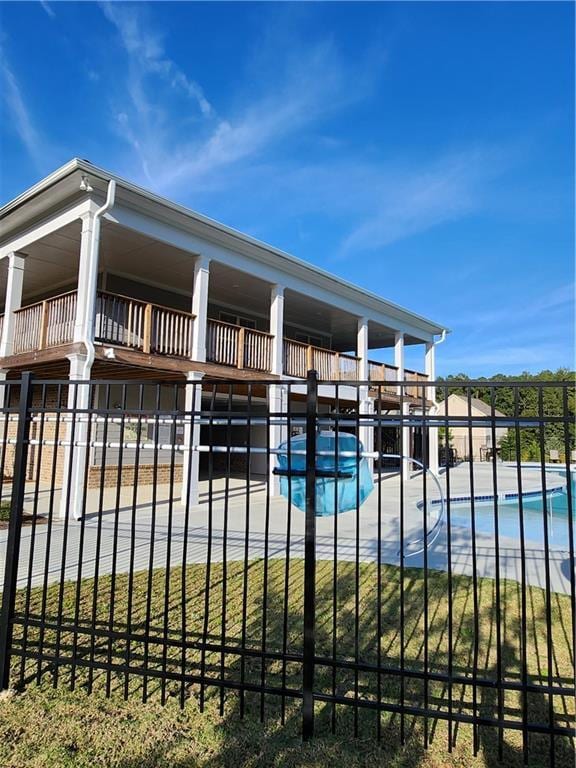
[{"x1": 0, "y1": 158, "x2": 450, "y2": 339}]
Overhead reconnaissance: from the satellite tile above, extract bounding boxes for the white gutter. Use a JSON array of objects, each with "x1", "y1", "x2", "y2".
[
  {"x1": 436, "y1": 329, "x2": 447, "y2": 347},
  {"x1": 1, "y1": 158, "x2": 449, "y2": 337},
  {"x1": 81, "y1": 180, "x2": 116, "y2": 378},
  {"x1": 428, "y1": 329, "x2": 448, "y2": 410}
]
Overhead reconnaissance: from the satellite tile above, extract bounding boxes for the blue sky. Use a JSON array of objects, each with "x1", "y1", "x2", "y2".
[{"x1": 0, "y1": 1, "x2": 574, "y2": 376}]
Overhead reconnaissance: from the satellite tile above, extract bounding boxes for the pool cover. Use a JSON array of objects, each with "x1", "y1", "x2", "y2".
[{"x1": 276, "y1": 431, "x2": 374, "y2": 516}]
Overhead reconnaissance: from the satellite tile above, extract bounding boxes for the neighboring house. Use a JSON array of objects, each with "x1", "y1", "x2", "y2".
[
  {"x1": 436, "y1": 394, "x2": 508, "y2": 461},
  {"x1": 0, "y1": 159, "x2": 448, "y2": 517}
]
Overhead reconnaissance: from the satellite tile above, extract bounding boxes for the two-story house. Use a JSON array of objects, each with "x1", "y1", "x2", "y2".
[{"x1": 0, "y1": 159, "x2": 448, "y2": 519}]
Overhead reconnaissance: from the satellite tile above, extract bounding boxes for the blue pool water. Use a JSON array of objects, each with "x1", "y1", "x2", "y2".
[{"x1": 448, "y1": 472, "x2": 575, "y2": 549}]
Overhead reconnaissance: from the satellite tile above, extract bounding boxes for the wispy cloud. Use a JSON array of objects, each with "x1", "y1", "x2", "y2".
[
  {"x1": 157, "y1": 41, "x2": 361, "y2": 192},
  {"x1": 98, "y1": 3, "x2": 513, "y2": 261},
  {"x1": 337, "y1": 148, "x2": 505, "y2": 256},
  {"x1": 184, "y1": 145, "x2": 510, "y2": 256},
  {"x1": 100, "y1": 2, "x2": 381, "y2": 195},
  {"x1": 457, "y1": 282, "x2": 575, "y2": 329},
  {"x1": 0, "y1": 52, "x2": 45, "y2": 170},
  {"x1": 437, "y1": 282, "x2": 575, "y2": 375},
  {"x1": 40, "y1": 1, "x2": 55, "y2": 19},
  {"x1": 101, "y1": 2, "x2": 212, "y2": 117}
]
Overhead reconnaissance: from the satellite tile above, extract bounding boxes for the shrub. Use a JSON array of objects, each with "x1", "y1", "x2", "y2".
[{"x1": 0, "y1": 501, "x2": 10, "y2": 522}]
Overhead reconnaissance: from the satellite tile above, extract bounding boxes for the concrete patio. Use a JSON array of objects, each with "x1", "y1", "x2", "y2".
[{"x1": 0, "y1": 463, "x2": 572, "y2": 594}]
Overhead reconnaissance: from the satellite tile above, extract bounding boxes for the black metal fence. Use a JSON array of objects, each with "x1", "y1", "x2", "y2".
[{"x1": 0, "y1": 372, "x2": 574, "y2": 763}]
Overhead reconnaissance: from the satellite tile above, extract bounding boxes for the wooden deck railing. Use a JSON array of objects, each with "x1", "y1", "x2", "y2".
[
  {"x1": 283, "y1": 339, "x2": 308, "y2": 378},
  {"x1": 206, "y1": 319, "x2": 272, "y2": 372},
  {"x1": 404, "y1": 368, "x2": 430, "y2": 398},
  {"x1": 95, "y1": 291, "x2": 145, "y2": 351},
  {"x1": 45, "y1": 292, "x2": 77, "y2": 349},
  {"x1": 368, "y1": 360, "x2": 400, "y2": 393},
  {"x1": 283, "y1": 339, "x2": 360, "y2": 380},
  {"x1": 95, "y1": 291, "x2": 194, "y2": 358},
  {"x1": 8, "y1": 290, "x2": 194, "y2": 360},
  {"x1": 4, "y1": 290, "x2": 429, "y2": 387},
  {"x1": 12, "y1": 292, "x2": 77, "y2": 354},
  {"x1": 369, "y1": 360, "x2": 429, "y2": 397}
]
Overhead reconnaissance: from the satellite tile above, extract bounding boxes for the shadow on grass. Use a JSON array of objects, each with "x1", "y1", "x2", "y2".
[{"x1": 8, "y1": 554, "x2": 576, "y2": 767}]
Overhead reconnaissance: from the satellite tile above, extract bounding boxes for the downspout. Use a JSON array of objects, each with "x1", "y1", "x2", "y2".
[
  {"x1": 429, "y1": 329, "x2": 447, "y2": 409},
  {"x1": 81, "y1": 180, "x2": 116, "y2": 379},
  {"x1": 436, "y1": 329, "x2": 447, "y2": 348}
]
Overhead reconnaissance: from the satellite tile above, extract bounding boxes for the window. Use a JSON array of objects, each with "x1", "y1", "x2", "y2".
[
  {"x1": 219, "y1": 311, "x2": 256, "y2": 329},
  {"x1": 293, "y1": 332, "x2": 328, "y2": 348}
]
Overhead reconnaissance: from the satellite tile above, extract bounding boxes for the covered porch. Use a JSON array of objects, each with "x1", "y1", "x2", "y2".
[{"x1": 0, "y1": 217, "x2": 432, "y2": 388}]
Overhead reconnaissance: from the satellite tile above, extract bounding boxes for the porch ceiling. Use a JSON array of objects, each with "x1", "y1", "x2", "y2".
[
  {"x1": 0, "y1": 220, "x2": 82, "y2": 308},
  {"x1": 99, "y1": 221, "x2": 196, "y2": 292},
  {"x1": 207, "y1": 261, "x2": 273, "y2": 316},
  {"x1": 283, "y1": 289, "x2": 422, "y2": 351},
  {"x1": 0, "y1": 219, "x2": 425, "y2": 350}
]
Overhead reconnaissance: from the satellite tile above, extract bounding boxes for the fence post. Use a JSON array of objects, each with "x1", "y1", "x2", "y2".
[
  {"x1": 302, "y1": 368, "x2": 318, "y2": 740},
  {"x1": 0, "y1": 371, "x2": 33, "y2": 691}
]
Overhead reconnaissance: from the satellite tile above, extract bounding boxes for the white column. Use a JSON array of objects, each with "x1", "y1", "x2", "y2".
[
  {"x1": 58, "y1": 211, "x2": 99, "y2": 520},
  {"x1": 357, "y1": 317, "x2": 373, "y2": 473},
  {"x1": 270, "y1": 284, "x2": 284, "y2": 375},
  {"x1": 394, "y1": 331, "x2": 405, "y2": 377},
  {"x1": 425, "y1": 341, "x2": 439, "y2": 474},
  {"x1": 269, "y1": 284, "x2": 286, "y2": 495},
  {"x1": 394, "y1": 332, "x2": 410, "y2": 482},
  {"x1": 73, "y1": 212, "x2": 96, "y2": 343},
  {"x1": 191, "y1": 256, "x2": 210, "y2": 362},
  {"x1": 0, "y1": 371, "x2": 7, "y2": 454},
  {"x1": 0, "y1": 251, "x2": 27, "y2": 358},
  {"x1": 181, "y1": 371, "x2": 204, "y2": 507},
  {"x1": 0, "y1": 370, "x2": 6, "y2": 408},
  {"x1": 268, "y1": 384, "x2": 288, "y2": 496},
  {"x1": 58, "y1": 352, "x2": 92, "y2": 520},
  {"x1": 357, "y1": 317, "x2": 369, "y2": 381}
]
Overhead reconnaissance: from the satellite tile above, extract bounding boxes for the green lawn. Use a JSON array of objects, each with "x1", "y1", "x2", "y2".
[{"x1": 1, "y1": 558, "x2": 574, "y2": 767}]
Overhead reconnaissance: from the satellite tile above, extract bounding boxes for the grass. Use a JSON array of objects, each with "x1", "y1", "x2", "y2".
[
  {"x1": 1, "y1": 558, "x2": 574, "y2": 768},
  {"x1": 0, "y1": 500, "x2": 10, "y2": 521}
]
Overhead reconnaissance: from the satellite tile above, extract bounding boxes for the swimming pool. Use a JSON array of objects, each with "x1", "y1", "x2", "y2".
[{"x1": 447, "y1": 471, "x2": 575, "y2": 549}]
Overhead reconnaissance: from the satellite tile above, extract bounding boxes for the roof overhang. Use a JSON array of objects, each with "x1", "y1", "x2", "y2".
[{"x1": 0, "y1": 158, "x2": 450, "y2": 340}]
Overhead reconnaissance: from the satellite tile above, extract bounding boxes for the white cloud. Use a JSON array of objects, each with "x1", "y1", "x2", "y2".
[
  {"x1": 156, "y1": 41, "x2": 356, "y2": 192},
  {"x1": 99, "y1": 3, "x2": 379, "y2": 194},
  {"x1": 40, "y1": 1, "x2": 55, "y2": 19},
  {"x1": 101, "y1": 2, "x2": 212, "y2": 115},
  {"x1": 0, "y1": 53, "x2": 45, "y2": 170},
  {"x1": 457, "y1": 283, "x2": 575, "y2": 329},
  {"x1": 438, "y1": 286, "x2": 575, "y2": 375},
  {"x1": 96, "y1": 3, "x2": 515, "y2": 263},
  {"x1": 337, "y1": 148, "x2": 503, "y2": 256}
]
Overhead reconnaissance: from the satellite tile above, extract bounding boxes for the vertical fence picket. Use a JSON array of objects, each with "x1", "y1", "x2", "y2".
[
  {"x1": 302, "y1": 369, "x2": 318, "y2": 740},
  {"x1": 0, "y1": 374, "x2": 573, "y2": 760},
  {"x1": 0, "y1": 372, "x2": 33, "y2": 690}
]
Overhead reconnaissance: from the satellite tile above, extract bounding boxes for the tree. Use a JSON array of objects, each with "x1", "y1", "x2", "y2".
[{"x1": 436, "y1": 369, "x2": 575, "y2": 460}]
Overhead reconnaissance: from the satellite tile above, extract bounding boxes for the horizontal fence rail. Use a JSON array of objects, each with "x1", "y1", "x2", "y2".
[{"x1": 0, "y1": 374, "x2": 573, "y2": 762}]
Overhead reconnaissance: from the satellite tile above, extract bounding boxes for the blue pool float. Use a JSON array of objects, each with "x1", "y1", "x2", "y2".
[{"x1": 276, "y1": 431, "x2": 374, "y2": 516}]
